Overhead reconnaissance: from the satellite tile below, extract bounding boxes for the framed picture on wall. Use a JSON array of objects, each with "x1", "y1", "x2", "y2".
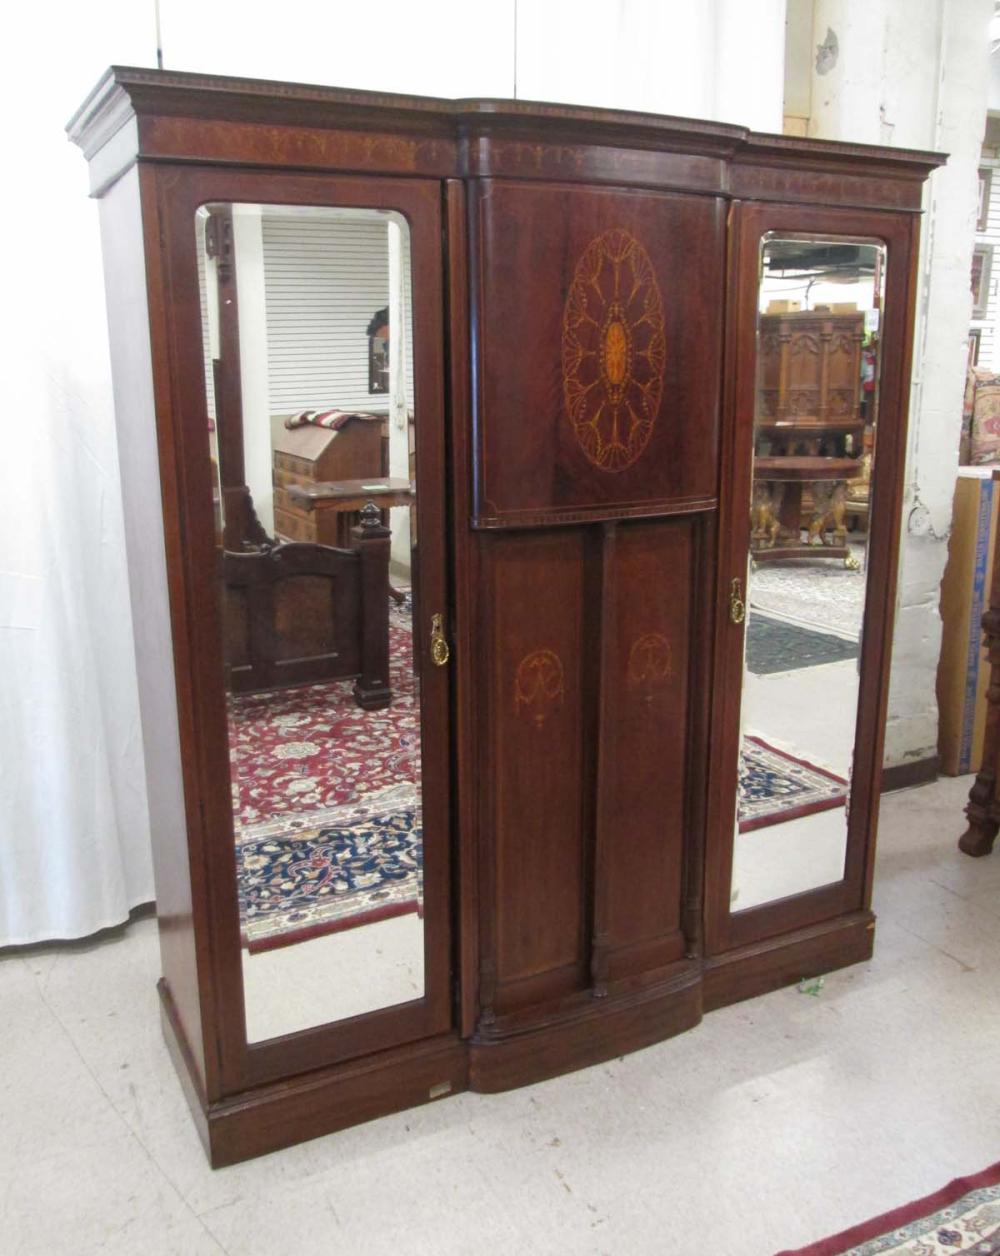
[
  {"x1": 969, "y1": 328, "x2": 982, "y2": 368},
  {"x1": 366, "y1": 305, "x2": 389, "y2": 394},
  {"x1": 972, "y1": 245, "x2": 993, "y2": 320},
  {"x1": 979, "y1": 168, "x2": 992, "y2": 233}
]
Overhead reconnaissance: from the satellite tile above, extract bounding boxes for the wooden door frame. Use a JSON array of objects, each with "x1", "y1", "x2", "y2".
[
  {"x1": 148, "y1": 163, "x2": 453, "y2": 1095},
  {"x1": 703, "y1": 199, "x2": 922, "y2": 957}
]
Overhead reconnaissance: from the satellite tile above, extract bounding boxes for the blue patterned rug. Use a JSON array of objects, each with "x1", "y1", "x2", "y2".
[
  {"x1": 235, "y1": 731, "x2": 845, "y2": 949},
  {"x1": 236, "y1": 787, "x2": 422, "y2": 952},
  {"x1": 738, "y1": 736, "x2": 848, "y2": 833}
]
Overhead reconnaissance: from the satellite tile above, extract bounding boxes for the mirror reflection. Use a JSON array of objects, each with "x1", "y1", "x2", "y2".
[
  {"x1": 732, "y1": 237, "x2": 885, "y2": 912},
  {"x1": 197, "y1": 203, "x2": 423, "y2": 1042}
]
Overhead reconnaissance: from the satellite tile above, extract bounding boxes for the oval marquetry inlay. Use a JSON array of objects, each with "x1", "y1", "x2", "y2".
[{"x1": 562, "y1": 229, "x2": 666, "y2": 473}]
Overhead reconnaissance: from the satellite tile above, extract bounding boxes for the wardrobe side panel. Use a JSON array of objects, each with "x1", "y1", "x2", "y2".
[{"x1": 97, "y1": 167, "x2": 207, "y2": 1090}]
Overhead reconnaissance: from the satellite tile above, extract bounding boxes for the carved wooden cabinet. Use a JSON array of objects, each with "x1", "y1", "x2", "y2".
[
  {"x1": 752, "y1": 309, "x2": 868, "y2": 561},
  {"x1": 69, "y1": 67, "x2": 943, "y2": 1165}
]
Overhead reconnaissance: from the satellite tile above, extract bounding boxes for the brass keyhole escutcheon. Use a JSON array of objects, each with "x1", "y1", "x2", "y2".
[
  {"x1": 430, "y1": 613, "x2": 450, "y2": 667},
  {"x1": 729, "y1": 578, "x2": 746, "y2": 625}
]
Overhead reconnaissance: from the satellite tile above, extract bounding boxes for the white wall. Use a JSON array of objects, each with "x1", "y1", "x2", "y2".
[
  {"x1": 989, "y1": 42, "x2": 1000, "y2": 110},
  {"x1": 784, "y1": 0, "x2": 815, "y2": 125},
  {"x1": 806, "y1": 0, "x2": 991, "y2": 770},
  {"x1": 387, "y1": 217, "x2": 413, "y2": 574},
  {"x1": 972, "y1": 158, "x2": 1000, "y2": 368},
  {"x1": 232, "y1": 206, "x2": 275, "y2": 535},
  {"x1": 515, "y1": 0, "x2": 785, "y2": 129}
]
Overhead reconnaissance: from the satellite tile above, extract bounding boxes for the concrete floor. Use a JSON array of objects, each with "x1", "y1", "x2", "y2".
[{"x1": 3, "y1": 773, "x2": 999, "y2": 1256}]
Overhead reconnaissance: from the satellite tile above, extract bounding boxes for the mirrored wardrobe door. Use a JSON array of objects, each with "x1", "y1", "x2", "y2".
[
  {"x1": 196, "y1": 200, "x2": 433, "y2": 1045},
  {"x1": 161, "y1": 171, "x2": 452, "y2": 1089},
  {"x1": 701, "y1": 204, "x2": 915, "y2": 961},
  {"x1": 730, "y1": 236, "x2": 887, "y2": 915}
]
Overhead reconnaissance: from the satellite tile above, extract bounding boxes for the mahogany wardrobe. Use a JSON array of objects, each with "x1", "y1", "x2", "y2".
[{"x1": 69, "y1": 67, "x2": 944, "y2": 1166}]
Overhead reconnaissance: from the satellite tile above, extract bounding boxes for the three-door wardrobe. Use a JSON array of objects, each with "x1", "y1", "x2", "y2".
[{"x1": 69, "y1": 66, "x2": 944, "y2": 1165}]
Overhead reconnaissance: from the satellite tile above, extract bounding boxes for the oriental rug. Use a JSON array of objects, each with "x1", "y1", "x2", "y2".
[
  {"x1": 227, "y1": 597, "x2": 419, "y2": 829},
  {"x1": 738, "y1": 735, "x2": 849, "y2": 833},
  {"x1": 228, "y1": 597, "x2": 422, "y2": 951},
  {"x1": 776, "y1": 1160, "x2": 1000, "y2": 1255},
  {"x1": 236, "y1": 785, "x2": 422, "y2": 953},
  {"x1": 750, "y1": 541, "x2": 867, "y2": 641}
]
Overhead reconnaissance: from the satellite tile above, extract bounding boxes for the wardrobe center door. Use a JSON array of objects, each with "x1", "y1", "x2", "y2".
[
  {"x1": 156, "y1": 169, "x2": 452, "y2": 1090},
  {"x1": 467, "y1": 178, "x2": 724, "y2": 1026}
]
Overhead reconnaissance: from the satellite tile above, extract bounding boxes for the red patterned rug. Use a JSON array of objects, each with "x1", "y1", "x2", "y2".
[
  {"x1": 228, "y1": 600, "x2": 420, "y2": 829},
  {"x1": 228, "y1": 600, "x2": 423, "y2": 951},
  {"x1": 776, "y1": 1162, "x2": 1000, "y2": 1255}
]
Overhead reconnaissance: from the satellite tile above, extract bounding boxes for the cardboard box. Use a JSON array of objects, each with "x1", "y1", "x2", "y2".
[
  {"x1": 831, "y1": 302, "x2": 858, "y2": 312},
  {"x1": 937, "y1": 467, "x2": 1000, "y2": 775},
  {"x1": 765, "y1": 299, "x2": 801, "y2": 314}
]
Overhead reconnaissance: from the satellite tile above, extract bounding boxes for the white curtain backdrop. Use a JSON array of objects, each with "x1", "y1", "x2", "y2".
[
  {"x1": 0, "y1": 0, "x2": 522, "y2": 947},
  {"x1": 0, "y1": 5, "x2": 157, "y2": 945}
]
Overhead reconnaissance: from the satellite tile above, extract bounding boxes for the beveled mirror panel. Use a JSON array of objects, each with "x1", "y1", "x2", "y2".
[
  {"x1": 731, "y1": 236, "x2": 886, "y2": 912},
  {"x1": 196, "y1": 203, "x2": 424, "y2": 1042}
]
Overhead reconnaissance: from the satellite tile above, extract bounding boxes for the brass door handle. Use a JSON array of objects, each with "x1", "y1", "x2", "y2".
[
  {"x1": 729, "y1": 578, "x2": 746, "y2": 625},
  {"x1": 429, "y1": 613, "x2": 451, "y2": 666}
]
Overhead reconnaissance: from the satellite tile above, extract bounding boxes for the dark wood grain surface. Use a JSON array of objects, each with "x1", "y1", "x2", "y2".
[
  {"x1": 599, "y1": 521, "x2": 692, "y2": 983},
  {"x1": 485, "y1": 529, "x2": 593, "y2": 1017},
  {"x1": 472, "y1": 181, "x2": 724, "y2": 527}
]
